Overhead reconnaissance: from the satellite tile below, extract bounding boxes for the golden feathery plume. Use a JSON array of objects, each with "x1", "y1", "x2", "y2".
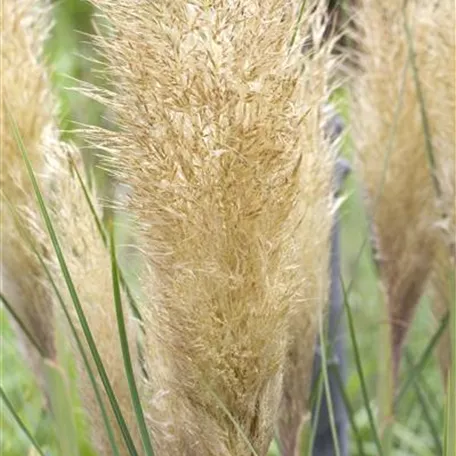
[
  {"x1": 40, "y1": 142, "x2": 143, "y2": 454},
  {"x1": 85, "y1": 0, "x2": 335, "y2": 453},
  {"x1": 0, "y1": 0, "x2": 56, "y2": 391},
  {"x1": 349, "y1": 0, "x2": 453, "y2": 381},
  {"x1": 427, "y1": 0, "x2": 455, "y2": 384},
  {"x1": 352, "y1": 0, "x2": 437, "y2": 382}
]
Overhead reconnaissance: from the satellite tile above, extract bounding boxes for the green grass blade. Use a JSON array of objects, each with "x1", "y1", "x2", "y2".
[
  {"x1": 341, "y1": 274, "x2": 383, "y2": 455},
  {"x1": 68, "y1": 153, "x2": 144, "y2": 324},
  {"x1": 404, "y1": 348, "x2": 441, "y2": 417},
  {"x1": 445, "y1": 271, "x2": 455, "y2": 456},
  {"x1": 395, "y1": 312, "x2": 449, "y2": 406},
  {"x1": 331, "y1": 365, "x2": 367, "y2": 456},
  {"x1": 0, "y1": 292, "x2": 45, "y2": 359},
  {"x1": 444, "y1": 369, "x2": 454, "y2": 456},
  {"x1": 404, "y1": 352, "x2": 443, "y2": 455},
  {"x1": 67, "y1": 152, "x2": 107, "y2": 245},
  {"x1": 44, "y1": 360, "x2": 80, "y2": 456},
  {"x1": 6, "y1": 106, "x2": 138, "y2": 456},
  {"x1": 306, "y1": 371, "x2": 324, "y2": 456},
  {"x1": 289, "y1": 0, "x2": 307, "y2": 49},
  {"x1": 1, "y1": 192, "x2": 121, "y2": 456},
  {"x1": 0, "y1": 387, "x2": 46, "y2": 456},
  {"x1": 109, "y1": 228, "x2": 155, "y2": 455},
  {"x1": 402, "y1": 0, "x2": 441, "y2": 198}
]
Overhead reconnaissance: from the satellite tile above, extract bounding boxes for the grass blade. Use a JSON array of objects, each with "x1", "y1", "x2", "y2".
[
  {"x1": 0, "y1": 387, "x2": 46, "y2": 456},
  {"x1": 109, "y1": 228, "x2": 155, "y2": 455},
  {"x1": 444, "y1": 369, "x2": 454, "y2": 456},
  {"x1": 402, "y1": 0, "x2": 441, "y2": 199},
  {"x1": 307, "y1": 370, "x2": 324, "y2": 456},
  {"x1": 404, "y1": 348, "x2": 441, "y2": 417},
  {"x1": 289, "y1": 0, "x2": 308, "y2": 49},
  {"x1": 0, "y1": 292, "x2": 45, "y2": 359},
  {"x1": 395, "y1": 312, "x2": 449, "y2": 406},
  {"x1": 404, "y1": 352, "x2": 443, "y2": 455},
  {"x1": 5, "y1": 105, "x2": 138, "y2": 456},
  {"x1": 68, "y1": 153, "x2": 144, "y2": 325},
  {"x1": 331, "y1": 365, "x2": 367, "y2": 456},
  {"x1": 445, "y1": 271, "x2": 455, "y2": 456},
  {"x1": 67, "y1": 152, "x2": 107, "y2": 246},
  {"x1": 341, "y1": 274, "x2": 383, "y2": 455}
]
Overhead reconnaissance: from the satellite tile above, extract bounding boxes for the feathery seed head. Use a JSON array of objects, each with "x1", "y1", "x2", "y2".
[
  {"x1": 87, "y1": 0, "x2": 336, "y2": 453},
  {"x1": 350, "y1": 0, "x2": 455, "y2": 378},
  {"x1": 0, "y1": 0, "x2": 56, "y2": 380},
  {"x1": 427, "y1": 0, "x2": 456, "y2": 381}
]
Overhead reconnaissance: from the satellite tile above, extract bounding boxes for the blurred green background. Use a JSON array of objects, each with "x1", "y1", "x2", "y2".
[{"x1": 1, "y1": 1, "x2": 446, "y2": 455}]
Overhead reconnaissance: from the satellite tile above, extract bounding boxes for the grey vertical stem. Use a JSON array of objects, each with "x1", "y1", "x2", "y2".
[{"x1": 310, "y1": 110, "x2": 350, "y2": 456}]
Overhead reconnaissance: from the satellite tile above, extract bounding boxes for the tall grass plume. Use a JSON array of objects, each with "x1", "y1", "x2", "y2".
[
  {"x1": 84, "y1": 0, "x2": 336, "y2": 454},
  {"x1": 349, "y1": 0, "x2": 454, "y2": 384},
  {"x1": 0, "y1": 0, "x2": 57, "y2": 392}
]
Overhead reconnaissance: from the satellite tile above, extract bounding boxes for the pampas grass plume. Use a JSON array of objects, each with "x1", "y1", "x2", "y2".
[
  {"x1": 350, "y1": 0, "x2": 455, "y2": 382},
  {"x1": 0, "y1": 0, "x2": 56, "y2": 389},
  {"x1": 85, "y1": 0, "x2": 336, "y2": 454}
]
